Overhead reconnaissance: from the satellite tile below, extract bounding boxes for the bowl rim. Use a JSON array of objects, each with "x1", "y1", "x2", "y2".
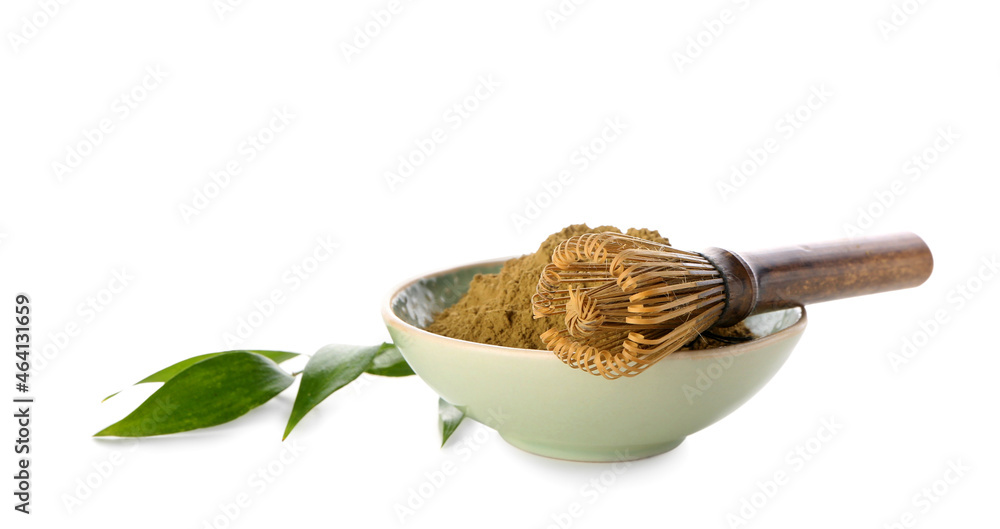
[{"x1": 382, "y1": 257, "x2": 808, "y2": 361}]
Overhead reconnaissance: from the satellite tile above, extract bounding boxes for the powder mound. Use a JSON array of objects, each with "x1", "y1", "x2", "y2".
[{"x1": 426, "y1": 224, "x2": 753, "y2": 350}]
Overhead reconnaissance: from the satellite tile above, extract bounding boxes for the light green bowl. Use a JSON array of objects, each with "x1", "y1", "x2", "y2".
[{"x1": 382, "y1": 258, "x2": 807, "y2": 462}]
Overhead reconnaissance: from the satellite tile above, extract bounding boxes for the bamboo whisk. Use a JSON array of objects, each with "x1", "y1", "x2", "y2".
[{"x1": 531, "y1": 232, "x2": 933, "y2": 379}]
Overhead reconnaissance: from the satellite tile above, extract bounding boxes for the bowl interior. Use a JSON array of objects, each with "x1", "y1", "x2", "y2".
[{"x1": 391, "y1": 262, "x2": 503, "y2": 331}]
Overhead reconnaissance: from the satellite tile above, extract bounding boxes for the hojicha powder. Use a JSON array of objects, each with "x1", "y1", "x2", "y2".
[{"x1": 427, "y1": 224, "x2": 754, "y2": 350}]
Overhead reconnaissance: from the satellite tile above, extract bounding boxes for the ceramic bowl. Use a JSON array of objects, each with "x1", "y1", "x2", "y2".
[{"x1": 382, "y1": 258, "x2": 807, "y2": 462}]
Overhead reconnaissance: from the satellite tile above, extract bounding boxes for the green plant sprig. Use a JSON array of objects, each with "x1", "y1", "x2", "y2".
[{"x1": 97, "y1": 343, "x2": 465, "y2": 445}]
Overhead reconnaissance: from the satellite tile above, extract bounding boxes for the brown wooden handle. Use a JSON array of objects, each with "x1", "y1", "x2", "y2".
[{"x1": 702, "y1": 233, "x2": 933, "y2": 326}]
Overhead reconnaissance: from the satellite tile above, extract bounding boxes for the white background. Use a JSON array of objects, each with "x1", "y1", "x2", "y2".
[{"x1": 2, "y1": 1, "x2": 998, "y2": 527}]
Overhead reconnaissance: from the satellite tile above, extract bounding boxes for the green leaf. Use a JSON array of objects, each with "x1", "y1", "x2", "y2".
[
  {"x1": 438, "y1": 398, "x2": 465, "y2": 447},
  {"x1": 95, "y1": 352, "x2": 293, "y2": 437},
  {"x1": 283, "y1": 344, "x2": 380, "y2": 440},
  {"x1": 102, "y1": 350, "x2": 298, "y2": 401},
  {"x1": 364, "y1": 343, "x2": 415, "y2": 377}
]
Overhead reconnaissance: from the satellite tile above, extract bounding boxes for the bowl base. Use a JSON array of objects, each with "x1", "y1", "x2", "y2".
[{"x1": 499, "y1": 434, "x2": 686, "y2": 463}]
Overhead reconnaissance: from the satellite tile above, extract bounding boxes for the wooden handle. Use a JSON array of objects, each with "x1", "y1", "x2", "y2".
[{"x1": 702, "y1": 233, "x2": 933, "y2": 326}]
